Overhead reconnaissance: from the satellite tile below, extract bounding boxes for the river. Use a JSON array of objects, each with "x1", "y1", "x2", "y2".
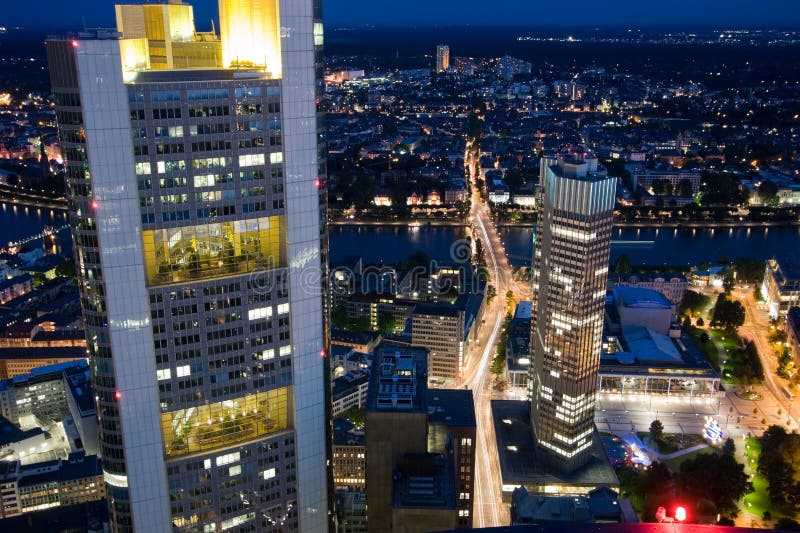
[
  {"x1": 2, "y1": 203, "x2": 798, "y2": 269},
  {"x1": 330, "y1": 224, "x2": 800, "y2": 268}
]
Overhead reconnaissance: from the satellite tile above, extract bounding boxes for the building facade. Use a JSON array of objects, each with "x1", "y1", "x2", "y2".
[
  {"x1": 46, "y1": 1, "x2": 328, "y2": 530},
  {"x1": 530, "y1": 149, "x2": 616, "y2": 473},
  {"x1": 436, "y1": 45, "x2": 450, "y2": 73},
  {"x1": 412, "y1": 304, "x2": 465, "y2": 382},
  {"x1": 763, "y1": 258, "x2": 800, "y2": 319}
]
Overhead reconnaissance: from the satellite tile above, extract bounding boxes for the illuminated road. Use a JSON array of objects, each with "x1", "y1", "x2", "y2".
[
  {"x1": 458, "y1": 141, "x2": 518, "y2": 527},
  {"x1": 733, "y1": 288, "x2": 799, "y2": 429}
]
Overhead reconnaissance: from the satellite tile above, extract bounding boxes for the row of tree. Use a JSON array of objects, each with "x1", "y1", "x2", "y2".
[{"x1": 622, "y1": 439, "x2": 750, "y2": 523}]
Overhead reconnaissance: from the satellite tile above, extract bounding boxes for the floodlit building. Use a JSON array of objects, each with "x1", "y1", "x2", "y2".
[
  {"x1": 763, "y1": 257, "x2": 800, "y2": 319},
  {"x1": 530, "y1": 149, "x2": 616, "y2": 473},
  {"x1": 436, "y1": 45, "x2": 450, "y2": 73},
  {"x1": 46, "y1": 0, "x2": 328, "y2": 530}
]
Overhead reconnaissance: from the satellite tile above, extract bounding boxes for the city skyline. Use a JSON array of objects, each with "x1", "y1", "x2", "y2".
[{"x1": 5, "y1": 0, "x2": 800, "y2": 28}]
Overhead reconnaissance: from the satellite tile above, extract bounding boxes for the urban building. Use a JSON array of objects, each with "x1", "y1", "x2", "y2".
[
  {"x1": 331, "y1": 370, "x2": 370, "y2": 417},
  {"x1": 334, "y1": 490, "x2": 367, "y2": 533},
  {"x1": 365, "y1": 344, "x2": 476, "y2": 532},
  {"x1": 530, "y1": 148, "x2": 616, "y2": 473},
  {"x1": 0, "y1": 345, "x2": 86, "y2": 381},
  {"x1": 506, "y1": 301, "x2": 532, "y2": 389},
  {"x1": 610, "y1": 272, "x2": 688, "y2": 306},
  {"x1": 787, "y1": 307, "x2": 800, "y2": 365},
  {"x1": 0, "y1": 452, "x2": 104, "y2": 519},
  {"x1": 763, "y1": 257, "x2": 800, "y2": 319},
  {"x1": 631, "y1": 169, "x2": 701, "y2": 194},
  {"x1": 46, "y1": 0, "x2": 328, "y2": 530},
  {"x1": 332, "y1": 417, "x2": 365, "y2": 491},
  {"x1": 511, "y1": 485, "x2": 624, "y2": 525},
  {"x1": 612, "y1": 286, "x2": 676, "y2": 336},
  {"x1": 436, "y1": 45, "x2": 450, "y2": 73},
  {"x1": 412, "y1": 303, "x2": 466, "y2": 382}
]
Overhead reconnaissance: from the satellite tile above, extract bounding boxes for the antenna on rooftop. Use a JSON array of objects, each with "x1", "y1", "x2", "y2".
[{"x1": 82, "y1": 17, "x2": 87, "y2": 32}]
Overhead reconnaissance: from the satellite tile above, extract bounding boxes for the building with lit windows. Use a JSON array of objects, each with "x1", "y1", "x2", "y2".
[
  {"x1": 763, "y1": 257, "x2": 800, "y2": 319},
  {"x1": 530, "y1": 148, "x2": 616, "y2": 473},
  {"x1": 365, "y1": 344, "x2": 475, "y2": 532},
  {"x1": 45, "y1": 0, "x2": 329, "y2": 531},
  {"x1": 436, "y1": 45, "x2": 450, "y2": 73}
]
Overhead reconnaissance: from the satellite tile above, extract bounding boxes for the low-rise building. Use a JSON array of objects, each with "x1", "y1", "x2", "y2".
[
  {"x1": 611, "y1": 272, "x2": 688, "y2": 305},
  {"x1": 335, "y1": 490, "x2": 367, "y2": 533},
  {"x1": 333, "y1": 417, "x2": 366, "y2": 491},
  {"x1": 0, "y1": 453, "x2": 103, "y2": 519},
  {"x1": 613, "y1": 286, "x2": 676, "y2": 336},
  {"x1": 763, "y1": 257, "x2": 800, "y2": 319},
  {"x1": 511, "y1": 485, "x2": 624, "y2": 525},
  {"x1": 506, "y1": 301, "x2": 532, "y2": 389},
  {"x1": 332, "y1": 370, "x2": 371, "y2": 417}
]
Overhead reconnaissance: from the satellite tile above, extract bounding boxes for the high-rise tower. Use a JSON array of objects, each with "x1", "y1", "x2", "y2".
[
  {"x1": 529, "y1": 149, "x2": 615, "y2": 473},
  {"x1": 46, "y1": 1, "x2": 328, "y2": 530},
  {"x1": 436, "y1": 44, "x2": 450, "y2": 73}
]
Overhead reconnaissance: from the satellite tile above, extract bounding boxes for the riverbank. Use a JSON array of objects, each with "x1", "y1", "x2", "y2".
[
  {"x1": 332, "y1": 217, "x2": 800, "y2": 229},
  {"x1": 0, "y1": 184, "x2": 68, "y2": 211}
]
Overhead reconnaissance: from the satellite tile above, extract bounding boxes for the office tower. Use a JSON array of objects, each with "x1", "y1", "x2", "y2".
[
  {"x1": 46, "y1": 0, "x2": 328, "y2": 530},
  {"x1": 530, "y1": 149, "x2": 615, "y2": 473},
  {"x1": 365, "y1": 344, "x2": 475, "y2": 532},
  {"x1": 411, "y1": 304, "x2": 465, "y2": 381},
  {"x1": 436, "y1": 44, "x2": 450, "y2": 73}
]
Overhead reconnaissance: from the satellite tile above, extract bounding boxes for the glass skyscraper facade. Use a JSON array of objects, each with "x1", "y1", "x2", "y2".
[
  {"x1": 530, "y1": 149, "x2": 616, "y2": 473},
  {"x1": 46, "y1": 1, "x2": 328, "y2": 530}
]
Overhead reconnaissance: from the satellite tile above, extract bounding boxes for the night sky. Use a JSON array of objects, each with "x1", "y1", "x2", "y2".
[{"x1": 4, "y1": 0, "x2": 800, "y2": 29}]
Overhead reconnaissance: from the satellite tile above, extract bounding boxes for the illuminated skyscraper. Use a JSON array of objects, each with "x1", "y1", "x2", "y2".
[
  {"x1": 529, "y1": 149, "x2": 615, "y2": 473},
  {"x1": 46, "y1": 0, "x2": 328, "y2": 530},
  {"x1": 436, "y1": 44, "x2": 450, "y2": 73}
]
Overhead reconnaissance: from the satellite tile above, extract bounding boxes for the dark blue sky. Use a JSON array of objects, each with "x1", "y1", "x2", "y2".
[{"x1": 5, "y1": 0, "x2": 800, "y2": 28}]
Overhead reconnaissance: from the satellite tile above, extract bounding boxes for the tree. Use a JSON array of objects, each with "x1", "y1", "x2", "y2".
[
  {"x1": 377, "y1": 312, "x2": 396, "y2": 334},
  {"x1": 682, "y1": 315, "x2": 691, "y2": 329},
  {"x1": 615, "y1": 254, "x2": 633, "y2": 274},
  {"x1": 711, "y1": 294, "x2": 745, "y2": 331},
  {"x1": 696, "y1": 317, "x2": 705, "y2": 327},
  {"x1": 679, "y1": 290, "x2": 710, "y2": 317},
  {"x1": 331, "y1": 305, "x2": 348, "y2": 329},
  {"x1": 722, "y1": 438, "x2": 736, "y2": 457},
  {"x1": 678, "y1": 178, "x2": 694, "y2": 197},
  {"x1": 758, "y1": 425, "x2": 800, "y2": 511},
  {"x1": 759, "y1": 180, "x2": 779, "y2": 205},
  {"x1": 676, "y1": 451, "x2": 751, "y2": 517},
  {"x1": 486, "y1": 284, "x2": 497, "y2": 304},
  {"x1": 649, "y1": 420, "x2": 665, "y2": 443}
]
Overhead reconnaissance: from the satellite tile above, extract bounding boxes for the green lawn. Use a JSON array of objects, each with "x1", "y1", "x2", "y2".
[
  {"x1": 663, "y1": 447, "x2": 709, "y2": 472},
  {"x1": 741, "y1": 437, "x2": 791, "y2": 520}
]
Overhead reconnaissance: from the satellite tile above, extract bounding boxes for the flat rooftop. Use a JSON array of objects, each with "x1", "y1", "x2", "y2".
[
  {"x1": 426, "y1": 388, "x2": 476, "y2": 428},
  {"x1": 613, "y1": 286, "x2": 672, "y2": 310},
  {"x1": 491, "y1": 400, "x2": 618, "y2": 492}
]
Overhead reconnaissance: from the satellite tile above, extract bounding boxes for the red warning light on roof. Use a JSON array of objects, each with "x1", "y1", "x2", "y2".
[
  {"x1": 91, "y1": 200, "x2": 98, "y2": 210},
  {"x1": 115, "y1": 390, "x2": 122, "y2": 400},
  {"x1": 71, "y1": 40, "x2": 79, "y2": 49},
  {"x1": 320, "y1": 349, "x2": 326, "y2": 358}
]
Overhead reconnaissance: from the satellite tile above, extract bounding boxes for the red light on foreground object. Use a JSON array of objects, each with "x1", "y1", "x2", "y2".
[
  {"x1": 320, "y1": 349, "x2": 326, "y2": 358},
  {"x1": 675, "y1": 506, "x2": 687, "y2": 522},
  {"x1": 91, "y1": 200, "x2": 98, "y2": 210},
  {"x1": 71, "y1": 40, "x2": 79, "y2": 48},
  {"x1": 115, "y1": 390, "x2": 122, "y2": 400}
]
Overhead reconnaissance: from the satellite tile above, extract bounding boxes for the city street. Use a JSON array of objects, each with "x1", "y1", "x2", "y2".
[{"x1": 457, "y1": 146, "x2": 513, "y2": 527}]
